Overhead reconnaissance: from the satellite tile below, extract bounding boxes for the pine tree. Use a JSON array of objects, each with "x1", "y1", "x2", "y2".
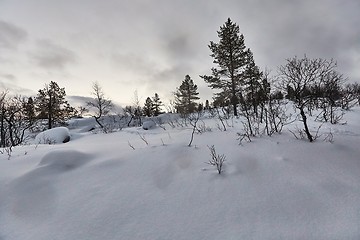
[
  {"x1": 200, "y1": 18, "x2": 251, "y2": 116},
  {"x1": 205, "y1": 99, "x2": 210, "y2": 110},
  {"x1": 23, "y1": 97, "x2": 36, "y2": 126},
  {"x1": 152, "y1": 93, "x2": 163, "y2": 116},
  {"x1": 143, "y1": 97, "x2": 153, "y2": 117},
  {"x1": 175, "y1": 75, "x2": 200, "y2": 116},
  {"x1": 35, "y1": 81, "x2": 73, "y2": 129},
  {"x1": 242, "y1": 49, "x2": 263, "y2": 116}
]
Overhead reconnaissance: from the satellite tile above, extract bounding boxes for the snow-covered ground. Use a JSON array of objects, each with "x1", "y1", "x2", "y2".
[{"x1": 1, "y1": 108, "x2": 360, "y2": 240}]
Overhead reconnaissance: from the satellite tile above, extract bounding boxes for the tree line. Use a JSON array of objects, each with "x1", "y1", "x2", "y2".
[
  {"x1": 183, "y1": 18, "x2": 360, "y2": 142},
  {"x1": 1, "y1": 18, "x2": 360, "y2": 148}
]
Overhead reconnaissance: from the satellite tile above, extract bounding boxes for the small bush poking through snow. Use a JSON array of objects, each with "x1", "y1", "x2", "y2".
[{"x1": 207, "y1": 145, "x2": 226, "y2": 174}]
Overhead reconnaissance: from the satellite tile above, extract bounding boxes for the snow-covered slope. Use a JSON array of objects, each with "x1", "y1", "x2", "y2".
[{"x1": 1, "y1": 108, "x2": 360, "y2": 240}]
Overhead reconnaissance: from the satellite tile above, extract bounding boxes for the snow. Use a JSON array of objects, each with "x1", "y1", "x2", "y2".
[
  {"x1": 142, "y1": 120, "x2": 156, "y2": 130},
  {"x1": 1, "y1": 107, "x2": 360, "y2": 239},
  {"x1": 34, "y1": 127, "x2": 71, "y2": 144}
]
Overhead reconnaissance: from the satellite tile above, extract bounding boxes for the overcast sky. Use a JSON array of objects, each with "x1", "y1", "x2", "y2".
[{"x1": 1, "y1": 0, "x2": 359, "y2": 106}]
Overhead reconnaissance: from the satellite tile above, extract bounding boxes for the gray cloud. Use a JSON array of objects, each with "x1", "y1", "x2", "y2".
[
  {"x1": 111, "y1": 52, "x2": 156, "y2": 77},
  {"x1": 0, "y1": 79, "x2": 34, "y2": 96},
  {"x1": 231, "y1": 1, "x2": 360, "y2": 79},
  {"x1": 0, "y1": 73, "x2": 16, "y2": 81},
  {"x1": 67, "y1": 95, "x2": 123, "y2": 112},
  {"x1": 31, "y1": 40, "x2": 77, "y2": 70},
  {"x1": 0, "y1": 20, "x2": 27, "y2": 49},
  {"x1": 0, "y1": 0, "x2": 359, "y2": 104},
  {"x1": 67, "y1": 95, "x2": 93, "y2": 107},
  {"x1": 110, "y1": 52, "x2": 193, "y2": 99}
]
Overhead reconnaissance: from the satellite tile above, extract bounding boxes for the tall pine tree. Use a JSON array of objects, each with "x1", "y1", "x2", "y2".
[
  {"x1": 175, "y1": 75, "x2": 200, "y2": 116},
  {"x1": 200, "y1": 18, "x2": 252, "y2": 116}
]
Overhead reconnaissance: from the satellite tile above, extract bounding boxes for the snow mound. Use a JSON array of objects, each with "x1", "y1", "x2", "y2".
[
  {"x1": 1, "y1": 107, "x2": 360, "y2": 239},
  {"x1": 76, "y1": 124, "x2": 95, "y2": 133},
  {"x1": 35, "y1": 127, "x2": 70, "y2": 144},
  {"x1": 142, "y1": 120, "x2": 156, "y2": 130},
  {"x1": 2, "y1": 150, "x2": 93, "y2": 225},
  {"x1": 38, "y1": 150, "x2": 92, "y2": 171}
]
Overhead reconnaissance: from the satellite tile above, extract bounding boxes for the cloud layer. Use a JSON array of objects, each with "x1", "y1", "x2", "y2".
[
  {"x1": 0, "y1": 20, "x2": 27, "y2": 49},
  {"x1": 31, "y1": 40, "x2": 76, "y2": 70},
  {"x1": 0, "y1": 0, "x2": 359, "y2": 104}
]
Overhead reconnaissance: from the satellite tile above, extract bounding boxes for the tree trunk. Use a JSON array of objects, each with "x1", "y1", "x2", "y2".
[
  {"x1": 233, "y1": 103, "x2": 238, "y2": 116},
  {"x1": 95, "y1": 116, "x2": 104, "y2": 128},
  {"x1": 300, "y1": 107, "x2": 313, "y2": 142},
  {"x1": 48, "y1": 95, "x2": 52, "y2": 129},
  {"x1": 0, "y1": 111, "x2": 5, "y2": 147}
]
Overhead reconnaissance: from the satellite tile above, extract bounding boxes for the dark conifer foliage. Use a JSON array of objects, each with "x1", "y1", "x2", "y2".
[
  {"x1": 152, "y1": 93, "x2": 163, "y2": 116},
  {"x1": 175, "y1": 75, "x2": 200, "y2": 116},
  {"x1": 143, "y1": 97, "x2": 153, "y2": 117},
  {"x1": 242, "y1": 49, "x2": 263, "y2": 116},
  {"x1": 35, "y1": 81, "x2": 75, "y2": 129},
  {"x1": 200, "y1": 18, "x2": 256, "y2": 116}
]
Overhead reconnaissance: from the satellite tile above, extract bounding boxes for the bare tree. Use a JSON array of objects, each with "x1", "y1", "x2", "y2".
[
  {"x1": 278, "y1": 56, "x2": 341, "y2": 142},
  {"x1": 132, "y1": 90, "x2": 143, "y2": 126},
  {"x1": 188, "y1": 111, "x2": 201, "y2": 147},
  {"x1": 316, "y1": 70, "x2": 344, "y2": 124},
  {"x1": 87, "y1": 82, "x2": 113, "y2": 129},
  {"x1": 0, "y1": 91, "x2": 8, "y2": 147},
  {"x1": 0, "y1": 93, "x2": 36, "y2": 147},
  {"x1": 125, "y1": 91, "x2": 143, "y2": 127},
  {"x1": 340, "y1": 83, "x2": 360, "y2": 110}
]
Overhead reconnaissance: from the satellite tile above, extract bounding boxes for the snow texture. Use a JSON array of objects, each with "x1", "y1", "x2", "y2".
[{"x1": 1, "y1": 107, "x2": 360, "y2": 240}]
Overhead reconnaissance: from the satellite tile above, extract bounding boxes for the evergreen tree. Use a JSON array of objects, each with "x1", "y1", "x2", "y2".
[
  {"x1": 152, "y1": 93, "x2": 163, "y2": 116},
  {"x1": 205, "y1": 100, "x2": 210, "y2": 110},
  {"x1": 35, "y1": 81, "x2": 73, "y2": 129},
  {"x1": 242, "y1": 49, "x2": 263, "y2": 116},
  {"x1": 175, "y1": 75, "x2": 200, "y2": 116},
  {"x1": 143, "y1": 97, "x2": 153, "y2": 117},
  {"x1": 200, "y1": 18, "x2": 250, "y2": 116},
  {"x1": 23, "y1": 97, "x2": 36, "y2": 126}
]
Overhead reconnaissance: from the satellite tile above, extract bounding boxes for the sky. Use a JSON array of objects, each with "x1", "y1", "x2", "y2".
[{"x1": 0, "y1": 0, "x2": 359, "y2": 107}]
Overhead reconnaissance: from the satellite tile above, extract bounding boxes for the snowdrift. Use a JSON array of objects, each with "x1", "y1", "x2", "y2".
[
  {"x1": 35, "y1": 127, "x2": 71, "y2": 144},
  {"x1": 1, "y1": 108, "x2": 360, "y2": 239}
]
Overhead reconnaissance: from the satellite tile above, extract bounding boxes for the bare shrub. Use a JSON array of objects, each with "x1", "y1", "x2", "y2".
[
  {"x1": 0, "y1": 146, "x2": 13, "y2": 160},
  {"x1": 288, "y1": 123, "x2": 325, "y2": 142},
  {"x1": 197, "y1": 121, "x2": 212, "y2": 133},
  {"x1": 87, "y1": 82, "x2": 113, "y2": 129},
  {"x1": 137, "y1": 132, "x2": 149, "y2": 145},
  {"x1": 188, "y1": 112, "x2": 201, "y2": 147},
  {"x1": 128, "y1": 141, "x2": 135, "y2": 150},
  {"x1": 206, "y1": 145, "x2": 226, "y2": 174},
  {"x1": 323, "y1": 130, "x2": 334, "y2": 143}
]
